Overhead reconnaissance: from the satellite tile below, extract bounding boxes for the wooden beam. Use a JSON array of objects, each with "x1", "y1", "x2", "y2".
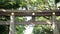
[
  {"x1": 0, "y1": 9, "x2": 60, "y2": 16},
  {"x1": 0, "y1": 20, "x2": 60, "y2": 25},
  {"x1": 0, "y1": 20, "x2": 52, "y2": 25}
]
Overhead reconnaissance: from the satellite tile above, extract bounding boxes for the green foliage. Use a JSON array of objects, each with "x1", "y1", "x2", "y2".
[
  {"x1": 0, "y1": 0, "x2": 55, "y2": 10},
  {"x1": 16, "y1": 25, "x2": 25, "y2": 34},
  {"x1": 33, "y1": 25, "x2": 53, "y2": 34},
  {"x1": 36, "y1": 16, "x2": 51, "y2": 21},
  {"x1": 56, "y1": 16, "x2": 60, "y2": 20},
  {"x1": 16, "y1": 17, "x2": 24, "y2": 21},
  {"x1": 0, "y1": 0, "x2": 21, "y2": 9},
  {"x1": 36, "y1": 17, "x2": 47, "y2": 21}
]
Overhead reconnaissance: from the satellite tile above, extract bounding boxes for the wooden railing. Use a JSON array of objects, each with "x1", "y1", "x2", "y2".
[{"x1": 0, "y1": 9, "x2": 60, "y2": 34}]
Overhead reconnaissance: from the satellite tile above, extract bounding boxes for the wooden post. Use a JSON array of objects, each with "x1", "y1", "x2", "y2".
[
  {"x1": 9, "y1": 13, "x2": 15, "y2": 34},
  {"x1": 32, "y1": 12, "x2": 35, "y2": 21},
  {"x1": 32, "y1": 16, "x2": 35, "y2": 22},
  {"x1": 52, "y1": 12, "x2": 59, "y2": 34}
]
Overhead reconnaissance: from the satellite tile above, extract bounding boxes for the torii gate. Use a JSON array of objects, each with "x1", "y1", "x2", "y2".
[{"x1": 0, "y1": 9, "x2": 60, "y2": 34}]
